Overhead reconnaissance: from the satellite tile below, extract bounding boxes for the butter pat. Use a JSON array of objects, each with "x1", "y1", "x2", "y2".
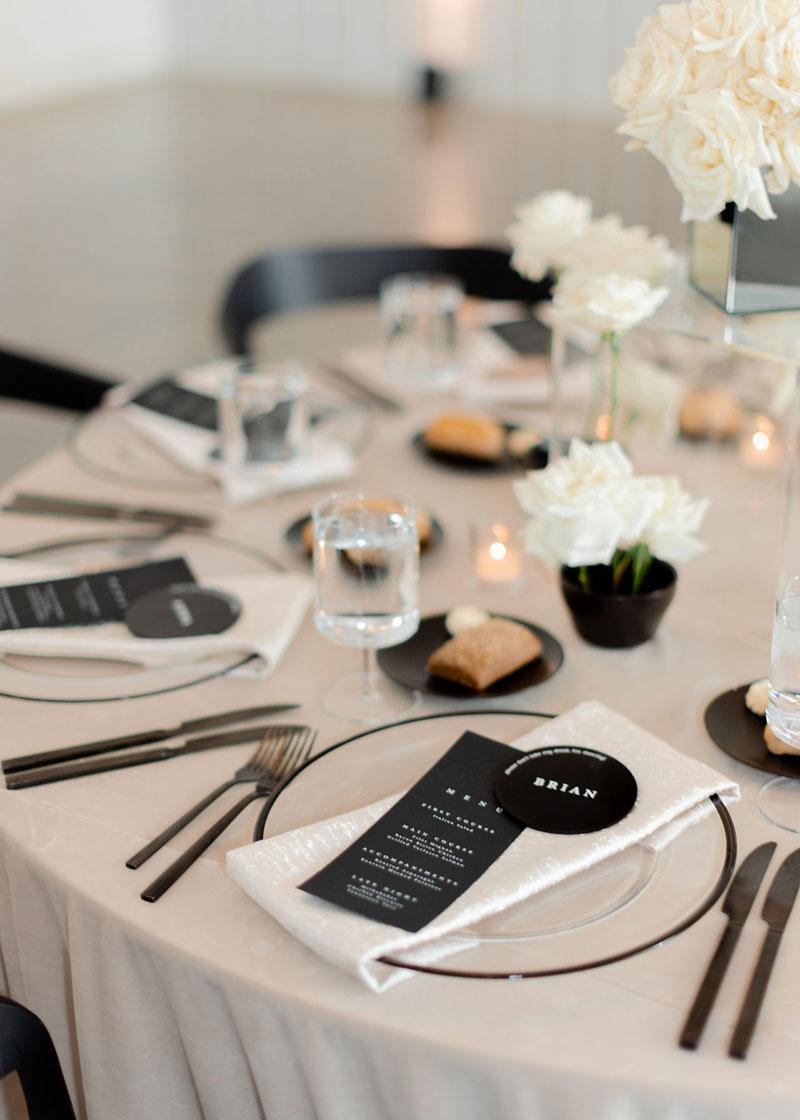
[
  {"x1": 745, "y1": 678, "x2": 769, "y2": 717},
  {"x1": 444, "y1": 604, "x2": 491, "y2": 636}
]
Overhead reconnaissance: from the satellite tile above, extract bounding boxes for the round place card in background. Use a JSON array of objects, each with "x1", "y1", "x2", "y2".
[
  {"x1": 125, "y1": 584, "x2": 241, "y2": 639},
  {"x1": 493, "y1": 745, "x2": 638, "y2": 834}
]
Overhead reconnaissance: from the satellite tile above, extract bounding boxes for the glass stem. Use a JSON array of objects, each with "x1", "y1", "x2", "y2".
[
  {"x1": 362, "y1": 647, "x2": 373, "y2": 698},
  {"x1": 549, "y1": 318, "x2": 567, "y2": 461}
]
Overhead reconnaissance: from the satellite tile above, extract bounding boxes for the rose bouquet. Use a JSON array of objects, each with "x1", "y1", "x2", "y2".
[
  {"x1": 507, "y1": 192, "x2": 673, "y2": 438},
  {"x1": 513, "y1": 438, "x2": 708, "y2": 594},
  {"x1": 610, "y1": 0, "x2": 800, "y2": 222}
]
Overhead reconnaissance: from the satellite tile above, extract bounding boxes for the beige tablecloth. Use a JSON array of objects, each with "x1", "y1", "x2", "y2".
[{"x1": 0, "y1": 364, "x2": 797, "y2": 1120}]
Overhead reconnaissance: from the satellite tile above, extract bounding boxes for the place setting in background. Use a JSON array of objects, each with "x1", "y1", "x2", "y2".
[
  {"x1": 411, "y1": 412, "x2": 548, "y2": 473},
  {"x1": 67, "y1": 357, "x2": 371, "y2": 500},
  {"x1": 230, "y1": 701, "x2": 738, "y2": 989},
  {"x1": 376, "y1": 604, "x2": 563, "y2": 699},
  {"x1": 285, "y1": 501, "x2": 444, "y2": 563},
  {"x1": 0, "y1": 530, "x2": 311, "y2": 702}
]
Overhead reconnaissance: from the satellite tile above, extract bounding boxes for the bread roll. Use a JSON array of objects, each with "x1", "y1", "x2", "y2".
[
  {"x1": 764, "y1": 724, "x2": 800, "y2": 756},
  {"x1": 302, "y1": 503, "x2": 432, "y2": 554},
  {"x1": 679, "y1": 386, "x2": 742, "y2": 440},
  {"x1": 426, "y1": 618, "x2": 542, "y2": 691},
  {"x1": 423, "y1": 413, "x2": 504, "y2": 462}
]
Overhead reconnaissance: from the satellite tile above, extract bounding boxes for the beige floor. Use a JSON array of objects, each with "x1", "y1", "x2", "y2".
[{"x1": 0, "y1": 77, "x2": 684, "y2": 480}]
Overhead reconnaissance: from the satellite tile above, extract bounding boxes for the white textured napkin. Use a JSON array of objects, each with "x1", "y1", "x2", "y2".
[
  {"x1": 342, "y1": 333, "x2": 594, "y2": 406},
  {"x1": 228, "y1": 701, "x2": 739, "y2": 991},
  {"x1": 0, "y1": 560, "x2": 312, "y2": 678},
  {"x1": 109, "y1": 363, "x2": 355, "y2": 505}
]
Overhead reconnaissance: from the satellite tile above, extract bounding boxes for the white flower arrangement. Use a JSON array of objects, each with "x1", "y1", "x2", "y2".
[
  {"x1": 507, "y1": 192, "x2": 672, "y2": 439},
  {"x1": 513, "y1": 439, "x2": 708, "y2": 593},
  {"x1": 551, "y1": 271, "x2": 669, "y2": 337},
  {"x1": 506, "y1": 192, "x2": 675, "y2": 283},
  {"x1": 611, "y1": 0, "x2": 800, "y2": 221}
]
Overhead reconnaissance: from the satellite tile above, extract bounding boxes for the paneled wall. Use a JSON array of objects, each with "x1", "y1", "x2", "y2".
[
  {"x1": 168, "y1": 0, "x2": 656, "y2": 117},
  {"x1": 1, "y1": 0, "x2": 658, "y2": 118}
]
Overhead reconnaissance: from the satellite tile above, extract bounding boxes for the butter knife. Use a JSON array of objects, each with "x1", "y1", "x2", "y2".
[
  {"x1": 679, "y1": 841, "x2": 776, "y2": 1050},
  {"x1": 2, "y1": 703, "x2": 299, "y2": 774},
  {"x1": 3, "y1": 493, "x2": 213, "y2": 530},
  {"x1": 729, "y1": 846, "x2": 800, "y2": 1059},
  {"x1": 5, "y1": 724, "x2": 293, "y2": 789},
  {"x1": 317, "y1": 361, "x2": 405, "y2": 414}
]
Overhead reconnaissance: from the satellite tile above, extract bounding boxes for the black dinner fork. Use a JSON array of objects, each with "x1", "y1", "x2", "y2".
[
  {"x1": 125, "y1": 724, "x2": 307, "y2": 870},
  {"x1": 139, "y1": 724, "x2": 317, "y2": 903}
]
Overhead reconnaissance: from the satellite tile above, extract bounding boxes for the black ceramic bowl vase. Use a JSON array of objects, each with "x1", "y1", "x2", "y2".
[{"x1": 559, "y1": 559, "x2": 678, "y2": 648}]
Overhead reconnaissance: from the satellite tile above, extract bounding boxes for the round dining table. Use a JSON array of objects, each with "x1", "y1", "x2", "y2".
[{"x1": 1, "y1": 325, "x2": 799, "y2": 1120}]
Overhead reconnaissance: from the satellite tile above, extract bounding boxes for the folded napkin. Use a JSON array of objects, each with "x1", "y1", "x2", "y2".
[
  {"x1": 0, "y1": 559, "x2": 312, "y2": 678},
  {"x1": 228, "y1": 701, "x2": 739, "y2": 991},
  {"x1": 342, "y1": 333, "x2": 594, "y2": 407},
  {"x1": 108, "y1": 363, "x2": 355, "y2": 505}
]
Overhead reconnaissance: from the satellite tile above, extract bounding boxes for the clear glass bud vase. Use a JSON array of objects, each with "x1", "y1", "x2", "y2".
[{"x1": 767, "y1": 366, "x2": 800, "y2": 749}]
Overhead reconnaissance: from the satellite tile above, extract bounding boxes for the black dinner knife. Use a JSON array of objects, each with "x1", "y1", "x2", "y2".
[
  {"x1": 729, "y1": 846, "x2": 800, "y2": 1059},
  {"x1": 4, "y1": 723, "x2": 297, "y2": 789},
  {"x1": 1, "y1": 703, "x2": 299, "y2": 775},
  {"x1": 3, "y1": 492, "x2": 213, "y2": 530},
  {"x1": 679, "y1": 841, "x2": 776, "y2": 1050}
]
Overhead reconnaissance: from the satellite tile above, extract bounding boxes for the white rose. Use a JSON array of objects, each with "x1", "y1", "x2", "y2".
[
  {"x1": 513, "y1": 440, "x2": 656, "y2": 567},
  {"x1": 634, "y1": 476, "x2": 709, "y2": 563},
  {"x1": 506, "y1": 190, "x2": 592, "y2": 281},
  {"x1": 555, "y1": 214, "x2": 678, "y2": 283},
  {"x1": 747, "y1": 13, "x2": 800, "y2": 113},
  {"x1": 691, "y1": 0, "x2": 764, "y2": 59},
  {"x1": 552, "y1": 271, "x2": 669, "y2": 336},
  {"x1": 611, "y1": 8, "x2": 697, "y2": 125},
  {"x1": 649, "y1": 89, "x2": 774, "y2": 220},
  {"x1": 763, "y1": 117, "x2": 800, "y2": 191}
]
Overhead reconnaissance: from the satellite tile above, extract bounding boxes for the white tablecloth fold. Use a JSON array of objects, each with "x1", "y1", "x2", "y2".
[
  {"x1": 108, "y1": 364, "x2": 356, "y2": 505},
  {"x1": 0, "y1": 562, "x2": 312, "y2": 678},
  {"x1": 227, "y1": 700, "x2": 739, "y2": 991}
]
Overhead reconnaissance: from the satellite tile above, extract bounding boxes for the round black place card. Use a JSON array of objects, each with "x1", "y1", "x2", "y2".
[
  {"x1": 493, "y1": 746, "x2": 638, "y2": 834},
  {"x1": 125, "y1": 583, "x2": 241, "y2": 639}
]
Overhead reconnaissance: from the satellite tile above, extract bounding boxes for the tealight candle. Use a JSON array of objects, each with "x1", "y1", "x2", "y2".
[
  {"x1": 472, "y1": 522, "x2": 524, "y2": 586},
  {"x1": 738, "y1": 415, "x2": 783, "y2": 471}
]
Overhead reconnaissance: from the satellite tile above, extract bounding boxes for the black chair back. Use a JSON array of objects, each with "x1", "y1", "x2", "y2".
[
  {"x1": 0, "y1": 347, "x2": 115, "y2": 413},
  {"x1": 0, "y1": 996, "x2": 77, "y2": 1120},
  {"x1": 219, "y1": 243, "x2": 551, "y2": 355}
]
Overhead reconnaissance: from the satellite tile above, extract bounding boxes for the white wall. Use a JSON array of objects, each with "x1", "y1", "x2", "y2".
[
  {"x1": 166, "y1": 0, "x2": 658, "y2": 117},
  {"x1": 0, "y1": 0, "x2": 171, "y2": 109},
  {"x1": 0, "y1": 0, "x2": 658, "y2": 118}
]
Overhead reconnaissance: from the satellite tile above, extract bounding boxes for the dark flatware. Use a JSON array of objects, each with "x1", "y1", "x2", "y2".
[
  {"x1": 140, "y1": 725, "x2": 316, "y2": 902},
  {"x1": 126, "y1": 727, "x2": 302, "y2": 869},
  {"x1": 2, "y1": 704, "x2": 300, "y2": 774},
  {"x1": 5, "y1": 724, "x2": 291, "y2": 789},
  {"x1": 3, "y1": 492, "x2": 213, "y2": 530},
  {"x1": 679, "y1": 841, "x2": 776, "y2": 1050},
  {"x1": 729, "y1": 846, "x2": 800, "y2": 1059},
  {"x1": 317, "y1": 361, "x2": 405, "y2": 414}
]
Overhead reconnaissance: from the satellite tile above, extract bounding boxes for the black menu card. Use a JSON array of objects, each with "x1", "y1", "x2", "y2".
[
  {"x1": 131, "y1": 378, "x2": 218, "y2": 430},
  {"x1": 0, "y1": 558, "x2": 195, "y2": 631},
  {"x1": 301, "y1": 732, "x2": 525, "y2": 932}
]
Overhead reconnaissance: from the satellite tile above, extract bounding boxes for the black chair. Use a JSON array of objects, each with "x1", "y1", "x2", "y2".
[
  {"x1": 0, "y1": 346, "x2": 116, "y2": 414},
  {"x1": 0, "y1": 995, "x2": 77, "y2": 1120},
  {"x1": 219, "y1": 243, "x2": 552, "y2": 356}
]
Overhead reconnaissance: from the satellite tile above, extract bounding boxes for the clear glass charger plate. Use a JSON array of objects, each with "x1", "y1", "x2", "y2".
[
  {"x1": 68, "y1": 395, "x2": 373, "y2": 492},
  {"x1": 254, "y1": 710, "x2": 735, "y2": 979},
  {"x1": 0, "y1": 530, "x2": 282, "y2": 703}
]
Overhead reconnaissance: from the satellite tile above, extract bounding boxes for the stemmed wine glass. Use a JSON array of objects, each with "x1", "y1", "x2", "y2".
[{"x1": 311, "y1": 490, "x2": 420, "y2": 722}]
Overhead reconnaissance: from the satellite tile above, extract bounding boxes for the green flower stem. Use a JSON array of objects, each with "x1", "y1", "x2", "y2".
[{"x1": 607, "y1": 331, "x2": 621, "y2": 441}]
